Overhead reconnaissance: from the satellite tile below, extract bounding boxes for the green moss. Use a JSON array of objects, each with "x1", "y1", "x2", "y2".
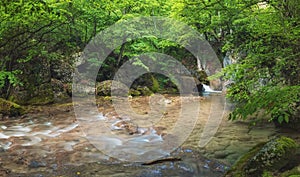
[
  {"x1": 96, "y1": 80, "x2": 129, "y2": 96},
  {"x1": 225, "y1": 136, "x2": 299, "y2": 177},
  {"x1": 27, "y1": 95, "x2": 54, "y2": 105},
  {"x1": 245, "y1": 136, "x2": 298, "y2": 176},
  {"x1": 275, "y1": 136, "x2": 298, "y2": 154},
  {"x1": 129, "y1": 89, "x2": 141, "y2": 96},
  {"x1": 0, "y1": 98, "x2": 26, "y2": 116},
  {"x1": 262, "y1": 171, "x2": 273, "y2": 177},
  {"x1": 137, "y1": 86, "x2": 153, "y2": 96},
  {"x1": 151, "y1": 75, "x2": 159, "y2": 93}
]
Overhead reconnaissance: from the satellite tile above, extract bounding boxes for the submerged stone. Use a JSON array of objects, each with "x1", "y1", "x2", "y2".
[{"x1": 28, "y1": 161, "x2": 46, "y2": 168}]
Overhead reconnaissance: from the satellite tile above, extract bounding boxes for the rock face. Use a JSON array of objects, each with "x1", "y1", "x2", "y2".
[
  {"x1": 0, "y1": 98, "x2": 25, "y2": 116},
  {"x1": 225, "y1": 136, "x2": 300, "y2": 177},
  {"x1": 50, "y1": 60, "x2": 73, "y2": 83},
  {"x1": 178, "y1": 76, "x2": 203, "y2": 94}
]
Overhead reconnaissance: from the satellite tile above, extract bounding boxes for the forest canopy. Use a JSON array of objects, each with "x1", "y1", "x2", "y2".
[{"x1": 0, "y1": 0, "x2": 299, "y2": 125}]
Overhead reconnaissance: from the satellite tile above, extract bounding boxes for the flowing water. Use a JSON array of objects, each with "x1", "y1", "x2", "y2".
[{"x1": 0, "y1": 94, "x2": 290, "y2": 176}]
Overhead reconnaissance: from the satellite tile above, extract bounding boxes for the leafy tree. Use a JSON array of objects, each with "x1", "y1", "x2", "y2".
[
  {"x1": 170, "y1": 0, "x2": 300, "y2": 125},
  {"x1": 0, "y1": 0, "x2": 71, "y2": 98},
  {"x1": 221, "y1": 1, "x2": 300, "y2": 124}
]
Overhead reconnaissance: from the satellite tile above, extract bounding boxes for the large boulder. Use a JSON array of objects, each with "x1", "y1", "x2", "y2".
[
  {"x1": 50, "y1": 60, "x2": 73, "y2": 83},
  {"x1": 96, "y1": 80, "x2": 129, "y2": 96},
  {"x1": 0, "y1": 98, "x2": 26, "y2": 116},
  {"x1": 225, "y1": 136, "x2": 300, "y2": 177}
]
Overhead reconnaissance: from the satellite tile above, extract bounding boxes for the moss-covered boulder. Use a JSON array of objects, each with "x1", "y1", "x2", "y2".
[
  {"x1": 0, "y1": 98, "x2": 26, "y2": 116},
  {"x1": 129, "y1": 89, "x2": 141, "y2": 96},
  {"x1": 225, "y1": 136, "x2": 299, "y2": 177},
  {"x1": 136, "y1": 86, "x2": 153, "y2": 96},
  {"x1": 96, "y1": 80, "x2": 128, "y2": 96}
]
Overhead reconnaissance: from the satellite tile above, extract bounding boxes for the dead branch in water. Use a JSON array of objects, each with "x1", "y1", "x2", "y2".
[{"x1": 142, "y1": 157, "x2": 181, "y2": 165}]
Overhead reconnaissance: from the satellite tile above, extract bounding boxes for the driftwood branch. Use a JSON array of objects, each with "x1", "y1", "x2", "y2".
[{"x1": 142, "y1": 156, "x2": 181, "y2": 165}]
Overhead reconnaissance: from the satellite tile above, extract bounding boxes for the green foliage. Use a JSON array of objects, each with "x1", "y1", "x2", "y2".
[
  {"x1": 216, "y1": 1, "x2": 300, "y2": 124},
  {"x1": 151, "y1": 75, "x2": 159, "y2": 92},
  {"x1": 173, "y1": 0, "x2": 299, "y2": 125},
  {"x1": 262, "y1": 171, "x2": 273, "y2": 177},
  {"x1": 0, "y1": 70, "x2": 22, "y2": 88},
  {"x1": 0, "y1": 0, "x2": 299, "y2": 123}
]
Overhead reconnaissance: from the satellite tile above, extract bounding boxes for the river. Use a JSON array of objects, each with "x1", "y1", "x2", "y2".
[{"x1": 0, "y1": 94, "x2": 289, "y2": 176}]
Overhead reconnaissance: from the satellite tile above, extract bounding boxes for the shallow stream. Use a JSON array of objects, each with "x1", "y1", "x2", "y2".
[{"x1": 0, "y1": 94, "x2": 292, "y2": 176}]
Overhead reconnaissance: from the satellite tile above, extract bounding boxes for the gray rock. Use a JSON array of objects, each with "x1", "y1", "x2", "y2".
[{"x1": 28, "y1": 160, "x2": 46, "y2": 168}]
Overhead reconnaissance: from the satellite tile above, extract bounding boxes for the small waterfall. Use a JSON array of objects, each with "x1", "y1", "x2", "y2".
[{"x1": 203, "y1": 84, "x2": 222, "y2": 93}]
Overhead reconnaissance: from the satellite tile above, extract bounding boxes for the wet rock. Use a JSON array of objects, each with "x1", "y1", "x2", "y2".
[
  {"x1": 28, "y1": 160, "x2": 46, "y2": 168},
  {"x1": 194, "y1": 83, "x2": 205, "y2": 95},
  {"x1": 137, "y1": 149, "x2": 228, "y2": 177},
  {"x1": 0, "y1": 98, "x2": 26, "y2": 117},
  {"x1": 214, "y1": 150, "x2": 231, "y2": 159},
  {"x1": 50, "y1": 164, "x2": 58, "y2": 170},
  {"x1": 0, "y1": 142, "x2": 12, "y2": 151},
  {"x1": 151, "y1": 126, "x2": 167, "y2": 136},
  {"x1": 177, "y1": 162, "x2": 194, "y2": 173},
  {"x1": 33, "y1": 174, "x2": 44, "y2": 177},
  {"x1": 138, "y1": 169, "x2": 163, "y2": 177},
  {"x1": 111, "y1": 120, "x2": 138, "y2": 135}
]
